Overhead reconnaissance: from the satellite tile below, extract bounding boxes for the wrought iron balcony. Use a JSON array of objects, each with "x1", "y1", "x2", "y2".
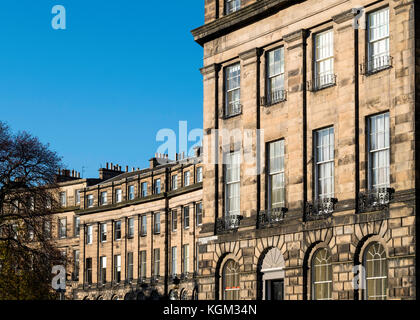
[
  {"x1": 358, "y1": 187, "x2": 395, "y2": 213},
  {"x1": 171, "y1": 274, "x2": 180, "y2": 284},
  {"x1": 259, "y1": 207, "x2": 288, "y2": 227},
  {"x1": 222, "y1": 103, "x2": 242, "y2": 119},
  {"x1": 216, "y1": 214, "x2": 243, "y2": 232},
  {"x1": 361, "y1": 55, "x2": 393, "y2": 75},
  {"x1": 307, "y1": 74, "x2": 337, "y2": 91},
  {"x1": 150, "y1": 275, "x2": 160, "y2": 284},
  {"x1": 180, "y1": 272, "x2": 190, "y2": 281},
  {"x1": 305, "y1": 197, "x2": 338, "y2": 221},
  {"x1": 261, "y1": 89, "x2": 287, "y2": 106}
]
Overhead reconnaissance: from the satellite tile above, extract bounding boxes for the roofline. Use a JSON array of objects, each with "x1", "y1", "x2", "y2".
[{"x1": 191, "y1": 0, "x2": 302, "y2": 47}]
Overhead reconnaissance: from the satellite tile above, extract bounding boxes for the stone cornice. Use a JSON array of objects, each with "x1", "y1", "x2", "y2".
[
  {"x1": 191, "y1": 0, "x2": 301, "y2": 47},
  {"x1": 332, "y1": 8, "x2": 358, "y2": 24},
  {"x1": 200, "y1": 64, "x2": 220, "y2": 76},
  {"x1": 239, "y1": 47, "x2": 261, "y2": 61},
  {"x1": 284, "y1": 28, "x2": 307, "y2": 43}
]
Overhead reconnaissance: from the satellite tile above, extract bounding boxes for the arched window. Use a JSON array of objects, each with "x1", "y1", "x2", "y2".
[
  {"x1": 223, "y1": 260, "x2": 240, "y2": 300},
  {"x1": 364, "y1": 242, "x2": 387, "y2": 300},
  {"x1": 312, "y1": 248, "x2": 332, "y2": 300}
]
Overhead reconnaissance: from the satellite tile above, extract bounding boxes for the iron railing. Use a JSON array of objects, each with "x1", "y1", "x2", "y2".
[
  {"x1": 305, "y1": 197, "x2": 338, "y2": 221},
  {"x1": 259, "y1": 207, "x2": 288, "y2": 227},
  {"x1": 361, "y1": 55, "x2": 393, "y2": 75},
  {"x1": 308, "y1": 74, "x2": 337, "y2": 91},
  {"x1": 216, "y1": 214, "x2": 242, "y2": 232},
  {"x1": 261, "y1": 89, "x2": 287, "y2": 106},
  {"x1": 358, "y1": 187, "x2": 395, "y2": 212},
  {"x1": 223, "y1": 103, "x2": 242, "y2": 119}
]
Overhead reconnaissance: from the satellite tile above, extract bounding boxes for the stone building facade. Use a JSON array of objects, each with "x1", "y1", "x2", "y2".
[
  {"x1": 192, "y1": 0, "x2": 417, "y2": 300},
  {"x1": 53, "y1": 152, "x2": 204, "y2": 300}
]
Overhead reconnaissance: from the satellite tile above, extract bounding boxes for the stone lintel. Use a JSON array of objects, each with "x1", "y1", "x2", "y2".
[
  {"x1": 200, "y1": 64, "x2": 220, "y2": 77},
  {"x1": 332, "y1": 8, "x2": 358, "y2": 24},
  {"x1": 284, "y1": 29, "x2": 307, "y2": 44},
  {"x1": 239, "y1": 47, "x2": 262, "y2": 62}
]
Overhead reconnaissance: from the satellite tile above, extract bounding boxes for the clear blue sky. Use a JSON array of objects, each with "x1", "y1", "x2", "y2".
[{"x1": 0, "y1": 1, "x2": 204, "y2": 178}]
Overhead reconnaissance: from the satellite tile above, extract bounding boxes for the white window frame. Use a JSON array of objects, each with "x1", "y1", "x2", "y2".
[
  {"x1": 153, "y1": 248, "x2": 160, "y2": 276},
  {"x1": 59, "y1": 218, "x2": 67, "y2": 239},
  {"x1": 100, "y1": 191, "x2": 108, "y2": 205},
  {"x1": 127, "y1": 218, "x2": 134, "y2": 238},
  {"x1": 268, "y1": 140, "x2": 285, "y2": 209},
  {"x1": 141, "y1": 215, "x2": 147, "y2": 236},
  {"x1": 87, "y1": 194, "x2": 94, "y2": 208},
  {"x1": 314, "y1": 29, "x2": 334, "y2": 88},
  {"x1": 367, "y1": 113, "x2": 390, "y2": 190},
  {"x1": 225, "y1": 63, "x2": 241, "y2": 117},
  {"x1": 266, "y1": 47, "x2": 285, "y2": 103},
  {"x1": 364, "y1": 243, "x2": 388, "y2": 300},
  {"x1": 114, "y1": 255, "x2": 121, "y2": 283},
  {"x1": 225, "y1": 0, "x2": 241, "y2": 15},
  {"x1": 196, "y1": 202, "x2": 203, "y2": 226},
  {"x1": 141, "y1": 182, "x2": 148, "y2": 197},
  {"x1": 154, "y1": 179, "x2": 161, "y2": 194},
  {"x1": 367, "y1": 7, "x2": 390, "y2": 72},
  {"x1": 184, "y1": 171, "x2": 190, "y2": 187},
  {"x1": 184, "y1": 206, "x2": 190, "y2": 229},
  {"x1": 140, "y1": 251, "x2": 147, "y2": 278},
  {"x1": 86, "y1": 225, "x2": 93, "y2": 245},
  {"x1": 127, "y1": 252, "x2": 134, "y2": 281},
  {"x1": 312, "y1": 248, "x2": 333, "y2": 301},
  {"x1": 74, "y1": 217, "x2": 80, "y2": 237},
  {"x1": 183, "y1": 244, "x2": 189, "y2": 274},
  {"x1": 172, "y1": 246, "x2": 178, "y2": 276},
  {"x1": 196, "y1": 167, "x2": 203, "y2": 183},
  {"x1": 128, "y1": 185, "x2": 135, "y2": 200},
  {"x1": 154, "y1": 213, "x2": 161, "y2": 234},
  {"x1": 315, "y1": 127, "x2": 335, "y2": 200},
  {"x1": 225, "y1": 151, "x2": 241, "y2": 217},
  {"x1": 172, "y1": 175, "x2": 178, "y2": 190},
  {"x1": 172, "y1": 210, "x2": 178, "y2": 232},
  {"x1": 75, "y1": 190, "x2": 81, "y2": 205},
  {"x1": 115, "y1": 189, "x2": 122, "y2": 203},
  {"x1": 59, "y1": 192, "x2": 67, "y2": 207},
  {"x1": 100, "y1": 256, "x2": 107, "y2": 284}
]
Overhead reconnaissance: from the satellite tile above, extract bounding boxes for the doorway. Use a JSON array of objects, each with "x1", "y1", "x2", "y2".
[{"x1": 266, "y1": 279, "x2": 284, "y2": 300}]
